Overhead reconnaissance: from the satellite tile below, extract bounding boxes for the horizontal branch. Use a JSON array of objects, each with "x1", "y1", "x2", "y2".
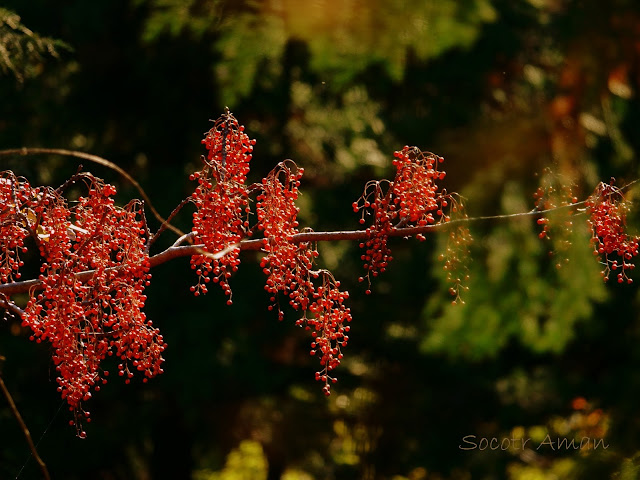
[
  {"x1": 0, "y1": 206, "x2": 563, "y2": 298},
  {"x1": 0, "y1": 295, "x2": 26, "y2": 317},
  {"x1": 4, "y1": 146, "x2": 638, "y2": 304}
]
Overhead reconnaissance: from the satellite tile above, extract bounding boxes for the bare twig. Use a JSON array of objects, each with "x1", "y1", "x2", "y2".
[
  {"x1": 0, "y1": 147, "x2": 185, "y2": 237},
  {"x1": 149, "y1": 197, "x2": 192, "y2": 248},
  {"x1": 0, "y1": 367, "x2": 51, "y2": 480},
  {"x1": 53, "y1": 166, "x2": 90, "y2": 194}
]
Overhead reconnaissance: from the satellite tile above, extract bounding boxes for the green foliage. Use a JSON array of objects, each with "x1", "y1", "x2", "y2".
[
  {"x1": 194, "y1": 440, "x2": 268, "y2": 480},
  {"x1": 507, "y1": 458, "x2": 577, "y2": 480},
  {"x1": 424, "y1": 182, "x2": 607, "y2": 358},
  {"x1": 139, "y1": 0, "x2": 497, "y2": 104},
  {"x1": 300, "y1": 0, "x2": 497, "y2": 84},
  {"x1": 214, "y1": 12, "x2": 287, "y2": 106},
  {"x1": 138, "y1": 0, "x2": 224, "y2": 41},
  {"x1": 613, "y1": 454, "x2": 640, "y2": 480},
  {"x1": 0, "y1": 8, "x2": 68, "y2": 83},
  {"x1": 285, "y1": 81, "x2": 388, "y2": 180}
]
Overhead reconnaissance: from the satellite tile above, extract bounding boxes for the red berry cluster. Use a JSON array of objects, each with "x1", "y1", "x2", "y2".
[
  {"x1": 256, "y1": 161, "x2": 351, "y2": 395},
  {"x1": 353, "y1": 179, "x2": 393, "y2": 292},
  {"x1": 586, "y1": 181, "x2": 639, "y2": 284},
  {"x1": 302, "y1": 271, "x2": 351, "y2": 396},
  {"x1": 190, "y1": 110, "x2": 255, "y2": 303},
  {"x1": 19, "y1": 177, "x2": 164, "y2": 437},
  {"x1": 257, "y1": 161, "x2": 307, "y2": 319},
  {"x1": 0, "y1": 172, "x2": 37, "y2": 283},
  {"x1": 391, "y1": 146, "x2": 447, "y2": 224},
  {"x1": 353, "y1": 146, "x2": 449, "y2": 290}
]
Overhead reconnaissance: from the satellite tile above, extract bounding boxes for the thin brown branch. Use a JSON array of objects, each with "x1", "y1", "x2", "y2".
[
  {"x1": 53, "y1": 167, "x2": 90, "y2": 195},
  {"x1": 0, "y1": 370, "x2": 51, "y2": 480},
  {"x1": 0, "y1": 147, "x2": 185, "y2": 237},
  {"x1": 1, "y1": 148, "x2": 633, "y2": 302},
  {"x1": 0, "y1": 198, "x2": 587, "y2": 298},
  {"x1": 0, "y1": 278, "x2": 41, "y2": 296},
  {"x1": 149, "y1": 197, "x2": 192, "y2": 247}
]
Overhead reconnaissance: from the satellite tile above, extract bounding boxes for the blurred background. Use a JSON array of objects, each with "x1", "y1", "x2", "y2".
[{"x1": 1, "y1": 0, "x2": 640, "y2": 478}]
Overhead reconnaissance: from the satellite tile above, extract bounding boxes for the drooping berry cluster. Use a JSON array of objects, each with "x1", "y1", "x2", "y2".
[
  {"x1": 353, "y1": 179, "x2": 393, "y2": 292},
  {"x1": 190, "y1": 110, "x2": 255, "y2": 303},
  {"x1": 353, "y1": 146, "x2": 449, "y2": 290},
  {"x1": 257, "y1": 161, "x2": 308, "y2": 319},
  {"x1": 256, "y1": 161, "x2": 351, "y2": 395},
  {"x1": 391, "y1": 146, "x2": 447, "y2": 225},
  {"x1": 0, "y1": 171, "x2": 38, "y2": 283},
  {"x1": 438, "y1": 220, "x2": 473, "y2": 304},
  {"x1": 586, "y1": 180, "x2": 639, "y2": 284},
  {"x1": 302, "y1": 271, "x2": 351, "y2": 396},
  {"x1": 533, "y1": 168, "x2": 579, "y2": 242},
  {"x1": 19, "y1": 177, "x2": 164, "y2": 437}
]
